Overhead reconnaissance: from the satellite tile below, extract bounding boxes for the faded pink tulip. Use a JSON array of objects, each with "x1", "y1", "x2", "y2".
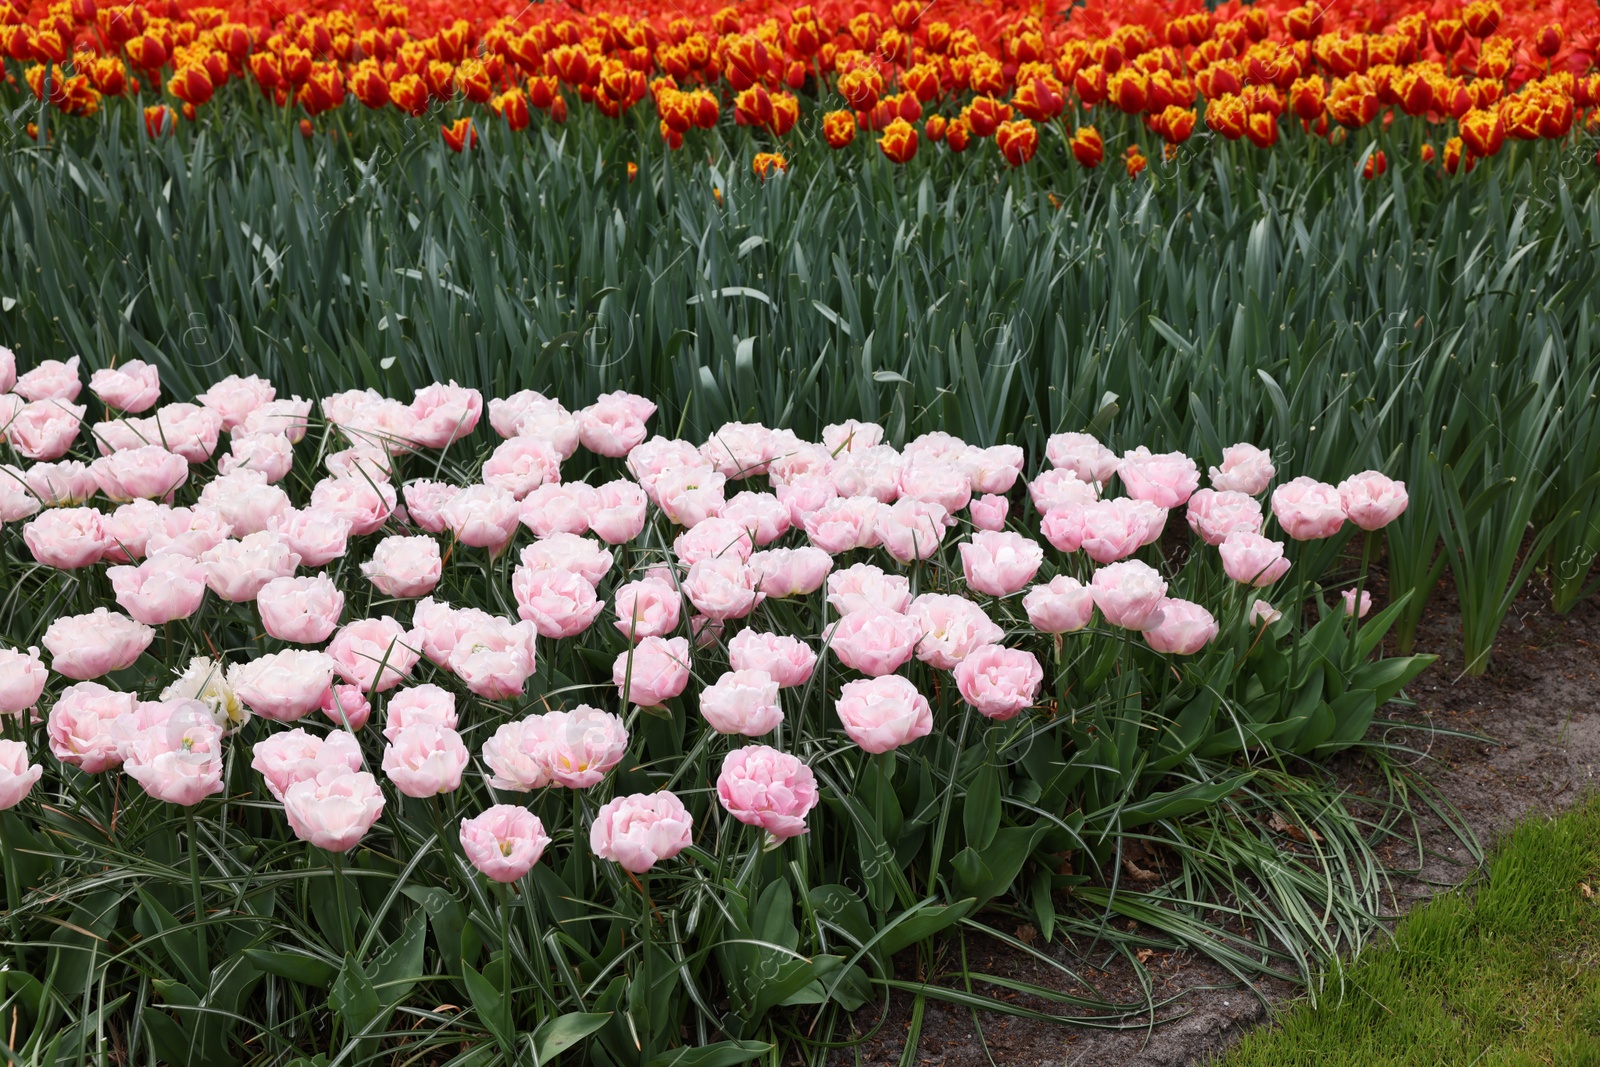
[
  {"x1": 909, "y1": 594, "x2": 1004, "y2": 669},
  {"x1": 1342, "y1": 588, "x2": 1373, "y2": 618},
  {"x1": 613, "y1": 636, "x2": 691, "y2": 708},
  {"x1": 673, "y1": 516, "x2": 755, "y2": 566},
  {"x1": 518, "y1": 482, "x2": 597, "y2": 538},
  {"x1": 590, "y1": 791, "x2": 693, "y2": 873},
  {"x1": 283, "y1": 769, "x2": 386, "y2": 852},
  {"x1": 826, "y1": 562, "x2": 912, "y2": 616},
  {"x1": 580, "y1": 391, "x2": 656, "y2": 457},
  {"x1": 440, "y1": 484, "x2": 521, "y2": 553},
  {"x1": 1089, "y1": 561, "x2": 1168, "y2": 631},
  {"x1": 488, "y1": 391, "x2": 580, "y2": 455},
  {"x1": 654, "y1": 466, "x2": 727, "y2": 527},
  {"x1": 200, "y1": 532, "x2": 300, "y2": 602},
  {"x1": 251, "y1": 728, "x2": 362, "y2": 801},
  {"x1": 240, "y1": 396, "x2": 312, "y2": 442},
  {"x1": 898, "y1": 460, "x2": 971, "y2": 515},
  {"x1": 588, "y1": 479, "x2": 649, "y2": 544},
  {"x1": 309, "y1": 476, "x2": 397, "y2": 537},
  {"x1": 198, "y1": 471, "x2": 292, "y2": 536},
  {"x1": 48, "y1": 682, "x2": 135, "y2": 772},
  {"x1": 409, "y1": 382, "x2": 483, "y2": 448},
  {"x1": 1185, "y1": 489, "x2": 1264, "y2": 546},
  {"x1": 748, "y1": 546, "x2": 833, "y2": 599},
  {"x1": 89, "y1": 445, "x2": 188, "y2": 502},
  {"x1": 327, "y1": 616, "x2": 421, "y2": 692},
  {"x1": 1250, "y1": 600, "x2": 1283, "y2": 626},
  {"x1": 361, "y1": 535, "x2": 443, "y2": 598},
  {"x1": 954, "y1": 644, "x2": 1044, "y2": 720},
  {"x1": 412, "y1": 598, "x2": 495, "y2": 666},
  {"x1": 830, "y1": 444, "x2": 903, "y2": 502},
  {"x1": 717, "y1": 745, "x2": 818, "y2": 841},
  {"x1": 1046, "y1": 432, "x2": 1119, "y2": 485},
  {"x1": 728, "y1": 630, "x2": 817, "y2": 688},
  {"x1": 1271, "y1": 478, "x2": 1346, "y2": 541},
  {"x1": 519, "y1": 533, "x2": 614, "y2": 586},
  {"x1": 876, "y1": 498, "x2": 949, "y2": 563},
  {"x1": 460, "y1": 805, "x2": 551, "y2": 882},
  {"x1": 122, "y1": 699, "x2": 225, "y2": 806},
  {"x1": 145, "y1": 505, "x2": 233, "y2": 559},
  {"x1": 23, "y1": 459, "x2": 95, "y2": 506},
  {"x1": 383, "y1": 683, "x2": 458, "y2": 742},
  {"x1": 219, "y1": 431, "x2": 295, "y2": 482},
  {"x1": 98, "y1": 498, "x2": 163, "y2": 562},
  {"x1": 960, "y1": 530, "x2": 1044, "y2": 596},
  {"x1": 1209, "y1": 444, "x2": 1274, "y2": 495},
  {"x1": 197, "y1": 374, "x2": 275, "y2": 432},
  {"x1": 324, "y1": 444, "x2": 394, "y2": 482},
  {"x1": 0, "y1": 465, "x2": 43, "y2": 523},
  {"x1": 720, "y1": 490, "x2": 791, "y2": 545},
  {"x1": 775, "y1": 472, "x2": 838, "y2": 526},
  {"x1": 1118, "y1": 447, "x2": 1200, "y2": 509},
  {"x1": 964, "y1": 445, "x2": 1025, "y2": 495},
  {"x1": 539, "y1": 706, "x2": 629, "y2": 788},
  {"x1": 14, "y1": 356, "x2": 81, "y2": 402},
  {"x1": 1078, "y1": 499, "x2": 1155, "y2": 564},
  {"x1": 827, "y1": 610, "x2": 921, "y2": 677},
  {"x1": 257, "y1": 575, "x2": 345, "y2": 643},
  {"x1": 481, "y1": 715, "x2": 554, "y2": 791},
  {"x1": 448, "y1": 618, "x2": 539, "y2": 700},
  {"x1": 612, "y1": 578, "x2": 682, "y2": 641},
  {"x1": 7, "y1": 400, "x2": 85, "y2": 461},
  {"x1": 108, "y1": 554, "x2": 208, "y2": 625},
  {"x1": 1023, "y1": 576, "x2": 1096, "y2": 633},
  {"x1": 402, "y1": 480, "x2": 456, "y2": 533},
  {"x1": 319, "y1": 683, "x2": 372, "y2": 731},
  {"x1": 1029, "y1": 468, "x2": 1099, "y2": 514},
  {"x1": 822, "y1": 420, "x2": 885, "y2": 454},
  {"x1": 484, "y1": 435, "x2": 562, "y2": 499},
  {"x1": 43, "y1": 608, "x2": 153, "y2": 679},
  {"x1": 683, "y1": 556, "x2": 762, "y2": 620},
  {"x1": 269, "y1": 507, "x2": 352, "y2": 568},
  {"x1": 700, "y1": 422, "x2": 778, "y2": 479},
  {"x1": 970, "y1": 494, "x2": 1009, "y2": 531},
  {"x1": 835, "y1": 675, "x2": 933, "y2": 753},
  {"x1": 382, "y1": 722, "x2": 470, "y2": 797},
  {"x1": 145, "y1": 402, "x2": 222, "y2": 464},
  {"x1": 1143, "y1": 599, "x2": 1218, "y2": 655},
  {"x1": 514, "y1": 565, "x2": 604, "y2": 638},
  {"x1": 23, "y1": 507, "x2": 106, "y2": 569},
  {"x1": 0, "y1": 646, "x2": 47, "y2": 714},
  {"x1": 627, "y1": 437, "x2": 704, "y2": 496},
  {"x1": 0, "y1": 346, "x2": 12, "y2": 392},
  {"x1": 229, "y1": 650, "x2": 338, "y2": 722},
  {"x1": 1338, "y1": 472, "x2": 1409, "y2": 531},
  {"x1": 803, "y1": 495, "x2": 884, "y2": 554},
  {"x1": 1218, "y1": 532, "x2": 1290, "y2": 587},
  {"x1": 0, "y1": 740, "x2": 42, "y2": 810},
  {"x1": 699, "y1": 669, "x2": 783, "y2": 736}
]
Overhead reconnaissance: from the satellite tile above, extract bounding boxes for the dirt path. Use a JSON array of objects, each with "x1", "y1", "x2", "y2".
[{"x1": 829, "y1": 583, "x2": 1600, "y2": 1067}]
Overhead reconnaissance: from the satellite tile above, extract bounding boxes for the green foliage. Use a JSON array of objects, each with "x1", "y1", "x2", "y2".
[
  {"x1": 4, "y1": 105, "x2": 1598, "y2": 664},
  {"x1": 1219, "y1": 795, "x2": 1600, "y2": 1067}
]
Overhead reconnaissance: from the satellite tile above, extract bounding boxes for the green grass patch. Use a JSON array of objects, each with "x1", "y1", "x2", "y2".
[{"x1": 1219, "y1": 795, "x2": 1600, "y2": 1067}]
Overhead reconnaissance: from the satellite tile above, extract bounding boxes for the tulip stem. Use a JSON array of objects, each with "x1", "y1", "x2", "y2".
[
  {"x1": 0, "y1": 815, "x2": 22, "y2": 949},
  {"x1": 331, "y1": 849, "x2": 354, "y2": 957},
  {"x1": 185, "y1": 809, "x2": 207, "y2": 967},
  {"x1": 498, "y1": 882, "x2": 514, "y2": 1037}
]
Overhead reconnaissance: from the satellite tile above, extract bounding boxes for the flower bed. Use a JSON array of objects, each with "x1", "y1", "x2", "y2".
[
  {"x1": 8, "y1": 0, "x2": 1597, "y2": 171},
  {"x1": 0, "y1": 349, "x2": 1435, "y2": 1063}
]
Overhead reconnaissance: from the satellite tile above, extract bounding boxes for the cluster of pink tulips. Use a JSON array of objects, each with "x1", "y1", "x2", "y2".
[{"x1": 0, "y1": 343, "x2": 1410, "y2": 885}]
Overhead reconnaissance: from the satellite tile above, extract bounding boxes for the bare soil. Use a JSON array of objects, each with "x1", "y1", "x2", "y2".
[{"x1": 827, "y1": 578, "x2": 1600, "y2": 1067}]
